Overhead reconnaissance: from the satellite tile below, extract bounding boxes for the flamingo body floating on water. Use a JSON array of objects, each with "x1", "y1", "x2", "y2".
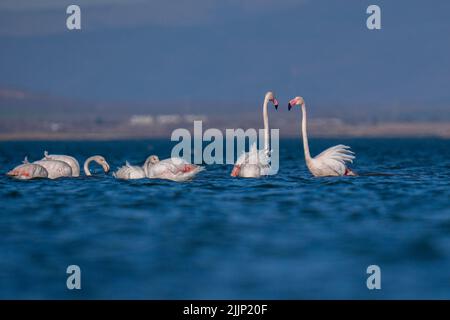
[
  {"x1": 231, "y1": 143, "x2": 271, "y2": 178},
  {"x1": 114, "y1": 162, "x2": 146, "y2": 180},
  {"x1": 231, "y1": 91, "x2": 278, "y2": 178},
  {"x1": 42, "y1": 151, "x2": 80, "y2": 177},
  {"x1": 114, "y1": 155, "x2": 159, "y2": 180},
  {"x1": 115, "y1": 155, "x2": 203, "y2": 181},
  {"x1": 288, "y1": 96, "x2": 356, "y2": 177},
  {"x1": 44, "y1": 152, "x2": 110, "y2": 177},
  {"x1": 7, "y1": 161, "x2": 48, "y2": 180},
  {"x1": 32, "y1": 159, "x2": 73, "y2": 179},
  {"x1": 145, "y1": 157, "x2": 204, "y2": 182}
]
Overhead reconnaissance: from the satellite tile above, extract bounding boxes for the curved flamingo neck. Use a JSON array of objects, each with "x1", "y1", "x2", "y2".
[
  {"x1": 301, "y1": 104, "x2": 312, "y2": 161},
  {"x1": 263, "y1": 96, "x2": 270, "y2": 154},
  {"x1": 83, "y1": 156, "x2": 96, "y2": 176}
]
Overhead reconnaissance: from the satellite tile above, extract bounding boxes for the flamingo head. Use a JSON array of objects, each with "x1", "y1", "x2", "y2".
[
  {"x1": 148, "y1": 155, "x2": 160, "y2": 165},
  {"x1": 7, "y1": 164, "x2": 45, "y2": 179},
  {"x1": 6, "y1": 169, "x2": 18, "y2": 177},
  {"x1": 288, "y1": 96, "x2": 305, "y2": 110},
  {"x1": 265, "y1": 91, "x2": 279, "y2": 110},
  {"x1": 7, "y1": 167, "x2": 31, "y2": 178},
  {"x1": 7, "y1": 164, "x2": 31, "y2": 177},
  {"x1": 95, "y1": 156, "x2": 110, "y2": 173}
]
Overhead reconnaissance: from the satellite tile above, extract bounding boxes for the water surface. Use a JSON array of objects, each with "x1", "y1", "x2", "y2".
[{"x1": 0, "y1": 138, "x2": 449, "y2": 299}]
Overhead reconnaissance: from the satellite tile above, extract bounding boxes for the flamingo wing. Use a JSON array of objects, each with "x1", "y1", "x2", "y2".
[
  {"x1": 235, "y1": 150, "x2": 250, "y2": 166},
  {"x1": 232, "y1": 143, "x2": 272, "y2": 177},
  {"x1": 113, "y1": 162, "x2": 146, "y2": 179},
  {"x1": 33, "y1": 160, "x2": 72, "y2": 179},
  {"x1": 313, "y1": 144, "x2": 355, "y2": 176},
  {"x1": 147, "y1": 158, "x2": 203, "y2": 181},
  {"x1": 235, "y1": 143, "x2": 270, "y2": 166},
  {"x1": 43, "y1": 152, "x2": 80, "y2": 177}
]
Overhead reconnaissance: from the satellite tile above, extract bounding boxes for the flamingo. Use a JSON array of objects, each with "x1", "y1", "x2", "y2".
[
  {"x1": 7, "y1": 159, "x2": 48, "y2": 180},
  {"x1": 288, "y1": 96, "x2": 356, "y2": 177},
  {"x1": 231, "y1": 91, "x2": 278, "y2": 178},
  {"x1": 32, "y1": 157, "x2": 73, "y2": 179},
  {"x1": 42, "y1": 151, "x2": 80, "y2": 177},
  {"x1": 83, "y1": 155, "x2": 110, "y2": 176},
  {"x1": 145, "y1": 156, "x2": 204, "y2": 182},
  {"x1": 43, "y1": 152, "x2": 110, "y2": 177},
  {"x1": 114, "y1": 155, "x2": 159, "y2": 180}
]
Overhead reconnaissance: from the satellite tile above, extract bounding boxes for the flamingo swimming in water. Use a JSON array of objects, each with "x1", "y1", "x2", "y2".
[
  {"x1": 288, "y1": 96, "x2": 356, "y2": 177},
  {"x1": 114, "y1": 155, "x2": 159, "y2": 180},
  {"x1": 83, "y1": 155, "x2": 110, "y2": 176},
  {"x1": 231, "y1": 91, "x2": 278, "y2": 178},
  {"x1": 145, "y1": 156, "x2": 204, "y2": 182},
  {"x1": 42, "y1": 151, "x2": 80, "y2": 177},
  {"x1": 7, "y1": 160, "x2": 48, "y2": 180},
  {"x1": 43, "y1": 152, "x2": 110, "y2": 177},
  {"x1": 7, "y1": 156, "x2": 72, "y2": 180},
  {"x1": 32, "y1": 158, "x2": 73, "y2": 179}
]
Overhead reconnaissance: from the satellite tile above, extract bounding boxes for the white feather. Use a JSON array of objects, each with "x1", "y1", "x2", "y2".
[
  {"x1": 233, "y1": 142, "x2": 272, "y2": 177},
  {"x1": 310, "y1": 145, "x2": 356, "y2": 176}
]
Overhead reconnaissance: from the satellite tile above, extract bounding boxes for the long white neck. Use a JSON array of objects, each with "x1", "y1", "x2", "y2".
[
  {"x1": 263, "y1": 96, "x2": 270, "y2": 153},
  {"x1": 84, "y1": 157, "x2": 95, "y2": 176},
  {"x1": 301, "y1": 104, "x2": 311, "y2": 161}
]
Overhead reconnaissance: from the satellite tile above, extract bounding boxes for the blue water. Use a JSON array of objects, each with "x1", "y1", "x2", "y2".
[{"x1": 0, "y1": 138, "x2": 449, "y2": 299}]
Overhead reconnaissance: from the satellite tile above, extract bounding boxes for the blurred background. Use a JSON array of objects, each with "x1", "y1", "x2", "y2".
[{"x1": 0, "y1": 0, "x2": 449, "y2": 139}]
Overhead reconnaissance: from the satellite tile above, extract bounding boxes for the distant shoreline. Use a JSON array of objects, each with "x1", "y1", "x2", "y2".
[{"x1": 1, "y1": 121, "x2": 449, "y2": 141}]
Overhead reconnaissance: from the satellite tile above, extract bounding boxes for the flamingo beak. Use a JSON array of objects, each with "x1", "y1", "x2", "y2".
[
  {"x1": 273, "y1": 98, "x2": 279, "y2": 110},
  {"x1": 102, "y1": 162, "x2": 110, "y2": 173},
  {"x1": 6, "y1": 170, "x2": 16, "y2": 176},
  {"x1": 288, "y1": 98, "x2": 298, "y2": 110}
]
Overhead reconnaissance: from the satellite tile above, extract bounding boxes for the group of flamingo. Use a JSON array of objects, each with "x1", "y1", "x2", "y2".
[
  {"x1": 230, "y1": 92, "x2": 356, "y2": 178},
  {"x1": 6, "y1": 92, "x2": 356, "y2": 181},
  {"x1": 7, "y1": 152, "x2": 203, "y2": 182},
  {"x1": 7, "y1": 152, "x2": 110, "y2": 180}
]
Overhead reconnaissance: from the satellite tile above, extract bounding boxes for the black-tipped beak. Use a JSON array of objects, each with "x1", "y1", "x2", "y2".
[
  {"x1": 274, "y1": 104, "x2": 278, "y2": 110},
  {"x1": 288, "y1": 103, "x2": 292, "y2": 111}
]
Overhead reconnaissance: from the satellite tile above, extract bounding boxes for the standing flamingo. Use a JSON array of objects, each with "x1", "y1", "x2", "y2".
[
  {"x1": 288, "y1": 96, "x2": 356, "y2": 177},
  {"x1": 231, "y1": 91, "x2": 278, "y2": 178}
]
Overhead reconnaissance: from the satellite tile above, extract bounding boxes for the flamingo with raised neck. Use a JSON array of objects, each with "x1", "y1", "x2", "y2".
[
  {"x1": 288, "y1": 96, "x2": 356, "y2": 177},
  {"x1": 231, "y1": 91, "x2": 278, "y2": 178}
]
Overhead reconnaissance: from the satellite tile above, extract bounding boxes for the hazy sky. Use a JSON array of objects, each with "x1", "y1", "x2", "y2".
[{"x1": 1, "y1": 0, "x2": 449, "y2": 111}]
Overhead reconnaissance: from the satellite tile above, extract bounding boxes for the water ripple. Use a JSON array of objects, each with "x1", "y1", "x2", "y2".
[{"x1": 1, "y1": 138, "x2": 450, "y2": 299}]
